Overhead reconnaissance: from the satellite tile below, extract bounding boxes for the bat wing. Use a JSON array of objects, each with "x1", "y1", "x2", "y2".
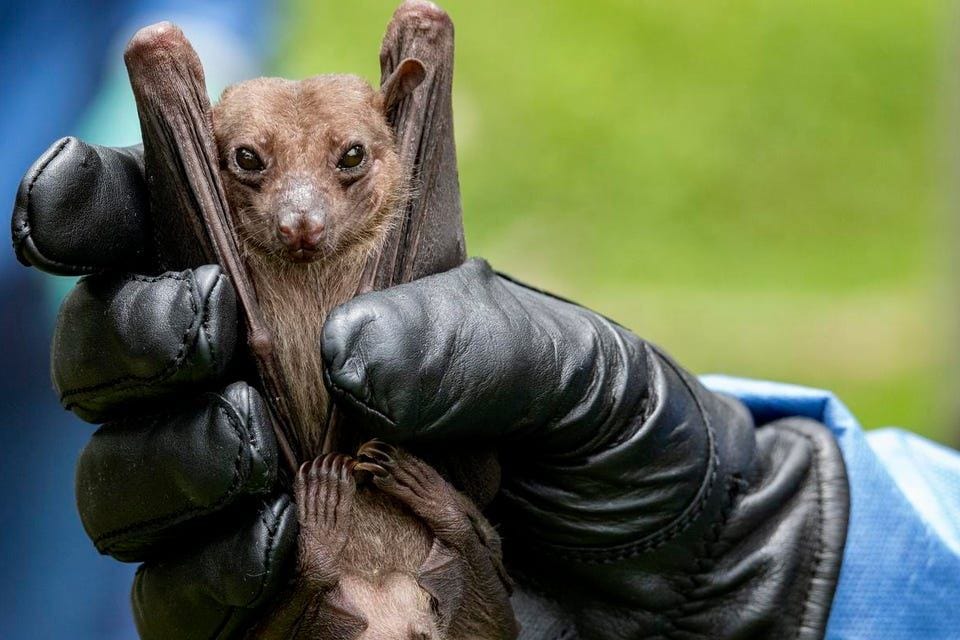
[
  {"x1": 125, "y1": 21, "x2": 300, "y2": 469},
  {"x1": 324, "y1": 1, "x2": 466, "y2": 453},
  {"x1": 367, "y1": 0, "x2": 465, "y2": 292},
  {"x1": 126, "y1": 3, "x2": 470, "y2": 466},
  {"x1": 417, "y1": 538, "x2": 466, "y2": 633}
]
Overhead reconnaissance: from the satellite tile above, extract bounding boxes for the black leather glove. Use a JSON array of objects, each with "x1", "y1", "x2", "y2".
[
  {"x1": 321, "y1": 263, "x2": 851, "y2": 639},
  {"x1": 14, "y1": 137, "x2": 850, "y2": 640},
  {"x1": 13, "y1": 138, "x2": 297, "y2": 639}
]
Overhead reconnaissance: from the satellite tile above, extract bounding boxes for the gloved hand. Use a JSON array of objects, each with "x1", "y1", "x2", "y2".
[
  {"x1": 322, "y1": 262, "x2": 851, "y2": 639},
  {"x1": 15, "y1": 137, "x2": 850, "y2": 640},
  {"x1": 13, "y1": 138, "x2": 297, "y2": 639}
]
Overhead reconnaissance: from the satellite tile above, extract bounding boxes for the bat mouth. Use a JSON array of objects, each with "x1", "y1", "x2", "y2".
[{"x1": 285, "y1": 247, "x2": 324, "y2": 263}]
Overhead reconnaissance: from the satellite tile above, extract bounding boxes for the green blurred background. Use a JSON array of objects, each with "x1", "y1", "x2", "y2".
[{"x1": 278, "y1": 0, "x2": 955, "y2": 443}]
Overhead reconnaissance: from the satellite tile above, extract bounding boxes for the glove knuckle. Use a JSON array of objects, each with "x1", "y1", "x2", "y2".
[{"x1": 52, "y1": 267, "x2": 237, "y2": 422}]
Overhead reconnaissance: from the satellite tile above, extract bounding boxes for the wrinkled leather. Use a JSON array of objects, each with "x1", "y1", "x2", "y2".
[
  {"x1": 16, "y1": 135, "x2": 851, "y2": 639},
  {"x1": 52, "y1": 265, "x2": 237, "y2": 423},
  {"x1": 12, "y1": 138, "x2": 151, "y2": 275},
  {"x1": 133, "y1": 494, "x2": 298, "y2": 640},
  {"x1": 13, "y1": 139, "x2": 298, "y2": 640},
  {"x1": 77, "y1": 381, "x2": 277, "y2": 562},
  {"x1": 322, "y1": 259, "x2": 850, "y2": 639},
  {"x1": 536, "y1": 416, "x2": 849, "y2": 640}
]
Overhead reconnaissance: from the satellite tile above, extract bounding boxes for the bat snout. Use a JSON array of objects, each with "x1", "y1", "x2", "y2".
[{"x1": 277, "y1": 211, "x2": 326, "y2": 260}]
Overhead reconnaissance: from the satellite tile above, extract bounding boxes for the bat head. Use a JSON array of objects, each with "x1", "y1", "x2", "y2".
[{"x1": 212, "y1": 59, "x2": 425, "y2": 265}]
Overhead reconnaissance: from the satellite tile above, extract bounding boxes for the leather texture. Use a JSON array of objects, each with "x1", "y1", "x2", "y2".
[
  {"x1": 132, "y1": 494, "x2": 298, "y2": 640},
  {"x1": 12, "y1": 138, "x2": 152, "y2": 275},
  {"x1": 77, "y1": 381, "x2": 277, "y2": 562},
  {"x1": 52, "y1": 265, "x2": 237, "y2": 423},
  {"x1": 18, "y1": 137, "x2": 851, "y2": 639},
  {"x1": 322, "y1": 258, "x2": 851, "y2": 640},
  {"x1": 14, "y1": 140, "x2": 300, "y2": 640}
]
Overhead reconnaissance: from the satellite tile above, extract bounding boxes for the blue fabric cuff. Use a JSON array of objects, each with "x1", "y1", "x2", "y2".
[{"x1": 701, "y1": 375, "x2": 960, "y2": 639}]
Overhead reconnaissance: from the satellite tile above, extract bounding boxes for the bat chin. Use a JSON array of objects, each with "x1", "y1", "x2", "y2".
[{"x1": 284, "y1": 247, "x2": 325, "y2": 264}]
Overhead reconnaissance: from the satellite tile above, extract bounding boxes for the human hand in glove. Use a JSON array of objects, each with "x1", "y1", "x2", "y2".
[{"x1": 14, "y1": 137, "x2": 849, "y2": 640}]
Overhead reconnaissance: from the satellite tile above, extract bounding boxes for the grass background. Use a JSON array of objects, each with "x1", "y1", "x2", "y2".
[{"x1": 277, "y1": 0, "x2": 956, "y2": 443}]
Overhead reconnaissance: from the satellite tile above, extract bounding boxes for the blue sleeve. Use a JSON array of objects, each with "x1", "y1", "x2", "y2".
[{"x1": 701, "y1": 375, "x2": 960, "y2": 639}]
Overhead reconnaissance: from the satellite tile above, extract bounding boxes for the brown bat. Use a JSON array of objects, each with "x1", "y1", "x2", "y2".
[
  {"x1": 251, "y1": 442, "x2": 517, "y2": 639},
  {"x1": 123, "y1": 0, "x2": 469, "y2": 467},
  {"x1": 122, "y1": 2, "x2": 517, "y2": 638},
  {"x1": 208, "y1": 62, "x2": 515, "y2": 639},
  {"x1": 209, "y1": 62, "x2": 425, "y2": 456}
]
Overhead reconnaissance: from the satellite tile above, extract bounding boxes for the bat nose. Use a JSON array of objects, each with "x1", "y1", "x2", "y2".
[{"x1": 278, "y1": 212, "x2": 325, "y2": 252}]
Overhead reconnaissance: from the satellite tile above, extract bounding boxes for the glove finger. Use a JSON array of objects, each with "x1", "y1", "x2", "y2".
[
  {"x1": 321, "y1": 259, "x2": 513, "y2": 442},
  {"x1": 320, "y1": 258, "x2": 605, "y2": 446},
  {"x1": 52, "y1": 264, "x2": 238, "y2": 423},
  {"x1": 77, "y1": 381, "x2": 277, "y2": 562},
  {"x1": 132, "y1": 494, "x2": 297, "y2": 640},
  {"x1": 12, "y1": 138, "x2": 152, "y2": 275}
]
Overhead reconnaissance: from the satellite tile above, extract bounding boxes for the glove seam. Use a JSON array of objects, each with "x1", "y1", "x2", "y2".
[
  {"x1": 209, "y1": 497, "x2": 294, "y2": 640},
  {"x1": 245, "y1": 497, "x2": 292, "y2": 608},
  {"x1": 201, "y1": 273, "x2": 227, "y2": 371},
  {"x1": 778, "y1": 424, "x2": 828, "y2": 640},
  {"x1": 523, "y1": 353, "x2": 720, "y2": 565},
  {"x1": 323, "y1": 366, "x2": 401, "y2": 431},
  {"x1": 92, "y1": 397, "x2": 250, "y2": 554},
  {"x1": 59, "y1": 271, "x2": 205, "y2": 410},
  {"x1": 657, "y1": 474, "x2": 745, "y2": 639},
  {"x1": 658, "y1": 421, "x2": 843, "y2": 640},
  {"x1": 234, "y1": 384, "x2": 274, "y2": 493}
]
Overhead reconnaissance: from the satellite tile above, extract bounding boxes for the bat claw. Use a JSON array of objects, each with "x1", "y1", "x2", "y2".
[
  {"x1": 357, "y1": 439, "x2": 397, "y2": 467},
  {"x1": 355, "y1": 461, "x2": 391, "y2": 480}
]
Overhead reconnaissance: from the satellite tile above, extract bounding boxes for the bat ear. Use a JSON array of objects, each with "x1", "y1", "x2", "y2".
[{"x1": 379, "y1": 57, "x2": 426, "y2": 112}]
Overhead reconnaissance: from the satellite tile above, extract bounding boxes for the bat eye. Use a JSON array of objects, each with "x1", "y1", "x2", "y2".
[
  {"x1": 235, "y1": 147, "x2": 264, "y2": 171},
  {"x1": 338, "y1": 144, "x2": 365, "y2": 169}
]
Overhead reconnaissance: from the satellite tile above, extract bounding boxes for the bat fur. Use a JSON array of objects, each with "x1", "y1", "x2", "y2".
[
  {"x1": 123, "y1": 6, "x2": 513, "y2": 636},
  {"x1": 211, "y1": 68, "x2": 517, "y2": 639}
]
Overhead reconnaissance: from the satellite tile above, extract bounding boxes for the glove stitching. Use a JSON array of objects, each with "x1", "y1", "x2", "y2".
[
  {"x1": 201, "y1": 273, "x2": 226, "y2": 371},
  {"x1": 127, "y1": 272, "x2": 188, "y2": 283},
  {"x1": 657, "y1": 475, "x2": 744, "y2": 639},
  {"x1": 237, "y1": 386, "x2": 272, "y2": 493},
  {"x1": 14, "y1": 137, "x2": 102, "y2": 273},
  {"x1": 534, "y1": 353, "x2": 720, "y2": 565},
  {"x1": 782, "y1": 427, "x2": 826, "y2": 640},
  {"x1": 93, "y1": 398, "x2": 250, "y2": 553},
  {"x1": 323, "y1": 366, "x2": 401, "y2": 430},
  {"x1": 60, "y1": 271, "x2": 206, "y2": 409},
  {"x1": 12, "y1": 137, "x2": 67, "y2": 242},
  {"x1": 660, "y1": 426, "x2": 832, "y2": 640},
  {"x1": 209, "y1": 498, "x2": 294, "y2": 640},
  {"x1": 245, "y1": 497, "x2": 292, "y2": 608}
]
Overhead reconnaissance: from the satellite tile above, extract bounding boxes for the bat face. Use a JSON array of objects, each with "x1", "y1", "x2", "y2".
[{"x1": 212, "y1": 75, "x2": 406, "y2": 265}]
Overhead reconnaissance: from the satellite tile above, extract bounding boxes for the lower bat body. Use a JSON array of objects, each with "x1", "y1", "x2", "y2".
[{"x1": 251, "y1": 442, "x2": 518, "y2": 640}]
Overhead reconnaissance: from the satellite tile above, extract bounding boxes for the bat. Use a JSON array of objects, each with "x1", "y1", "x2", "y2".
[{"x1": 123, "y1": 2, "x2": 516, "y2": 637}]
